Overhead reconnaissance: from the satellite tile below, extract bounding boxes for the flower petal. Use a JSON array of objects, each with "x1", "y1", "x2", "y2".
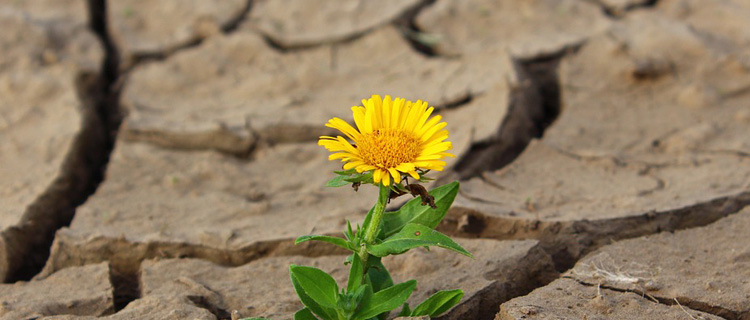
[
  {"x1": 355, "y1": 164, "x2": 377, "y2": 173},
  {"x1": 329, "y1": 153, "x2": 357, "y2": 161},
  {"x1": 326, "y1": 118, "x2": 360, "y2": 141},
  {"x1": 383, "y1": 95, "x2": 392, "y2": 128},
  {"x1": 373, "y1": 169, "x2": 383, "y2": 184},
  {"x1": 402, "y1": 100, "x2": 422, "y2": 131},
  {"x1": 423, "y1": 129, "x2": 449, "y2": 145},
  {"x1": 413, "y1": 105, "x2": 434, "y2": 132},
  {"x1": 371, "y1": 95, "x2": 384, "y2": 129},
  {"x1": 352, "y1": 106, "x2": 368, "y2": 134},
  {"x1": 416, "y1": 114, "x2": 442, "y2": 138},
  {"x1": 391, "y1": 97, "x2": 404, "y2": 129},
  {"x1": 343, "y1": 161, "x2": 365, "y2": 170},
  {"x1": 406, "y1": 169, "x2": 420, "y2": 180},
  {"x1": 421, "y1": 141, "x2": 452, "y2": 156},
  {"x1": 388, "y1": 168, "x2": 401, "y2": 184},
  {"x1": 420, "y1": 121, "x2": 448, "y2": 142},
  {"x1": 395, "y1": 163, "x2": 416, "y2": 172},
  {"x1": 336, "y1": 136, "x2": 358, "y2": 154}
]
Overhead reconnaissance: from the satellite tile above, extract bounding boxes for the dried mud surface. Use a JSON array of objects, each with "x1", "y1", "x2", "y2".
[
  {"x1": 0, "y1": 0, "x2": 106, "y2": 282},
  {"x1": 498, "y1": 278, "x2": 724, "y2": 320},
  {"x1": 0, "y1": 263, "x2": 113, "y2": 319},
  {"x1": 2, "y1": 0, "x2": 750, "y2": 319},
  {"x1": 139, "y1": 239, "x2": 555, "y2": 320},
  {"x1": 445, "y1": 2, "x2": 750, "y2": 270},
  {"x1": 501, "y1": 208, "x2": 750, "y2": 319}
]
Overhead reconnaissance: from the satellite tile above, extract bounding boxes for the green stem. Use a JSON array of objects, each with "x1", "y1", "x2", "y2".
[{"x1": 358, "y1": 183, "x2": 390, "y2": 262}]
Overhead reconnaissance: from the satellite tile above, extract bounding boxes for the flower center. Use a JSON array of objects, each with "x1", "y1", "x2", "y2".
[{"x1": 357, "y1": 129, "x2": 421, "y2": 169}]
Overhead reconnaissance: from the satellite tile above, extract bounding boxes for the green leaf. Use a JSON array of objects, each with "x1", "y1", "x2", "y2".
[
  {"x1": 347, "y1": 254, "x2": 364, "y2": 292},
  {"x1": 352, "y1": 280, "x2": 417, "y2": 319},
  {"x1": 345, "y1": 220, "x2": 354, "y2": 241},
  {"x1": 411, "y1": 289, "x2": 464, "y2": 317},
  {"x1": 295, "y1": 235, "x2": 353, "y2": 251},
  {"x1": 365, "y1": 256, "x2": 393, "y2": 293},
  {"x1": 360, "y1": 205, "x2": 376, "y2": 242},
  {"x1": 328, "y1": 169, "x2": 373, "y2": 187},
  {"x1": 290, "y1": 268, "x2": 337, "y2": 320},
  {"x1": 382, "y1": 181, "x2": 459, "y2": 238},
  {"x1": 344, "y1": 171, "x2": 373, "y2": 183},
  {"x1": 397, "y1": 303, "x2": 411, "y2": 317},
  {"x1": 367, "y1": 223, "x2": 473, "y2": 258},
  {"x1": 349, "y1": 283, "x2": 369, "y2": 307},
  {"x1": 293, "y1": 307, "x2": 318, "y2": 320},
  {"x1": 289, "y1": 265, "x2": 340, "y2": 319},
  {"x1": 363, "y1": 256, "x2": 394, "y2": 320},
  {"x1": 334, "y1": 168, "x2": 358, "y2": 175},
  {"x1": 326, "y1": 175, "x2": 351, "y2": 187}
]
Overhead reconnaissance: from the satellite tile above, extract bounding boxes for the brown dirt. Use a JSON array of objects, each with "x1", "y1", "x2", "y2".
[
  {"x1": 498, "y1": 278, "x2": 723, "y2": 320},
  {"x1": 0, "y1": 263, "x2": 112, "y2": 319},
  {"x1": 2, "y1": 0, "x2": 750, "y2": 319},
  {"x1": 440, "y1": 5, "x2": 750, "y2": 271},
  {"x1": 566, "y1": 207, "x2": 750, "y2": 319}
]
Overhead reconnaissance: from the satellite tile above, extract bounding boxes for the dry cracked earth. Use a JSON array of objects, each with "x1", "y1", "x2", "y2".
[{"x1": 1, "y1": 0, "x2": 749, "y2": 319}]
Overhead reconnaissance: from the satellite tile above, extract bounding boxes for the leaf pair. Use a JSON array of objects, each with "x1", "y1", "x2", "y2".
[
  {"x1": 290, "y1": 264, "x2": 416, "y2": 320},
  {"x1": 369, "y1": 182, "x2": 472, "y2": 258},
  {"x1": 326, "y1": 169, "x2": 373, "y2": 187},
  {"x1": 367, "y1": 223, "x2": 472, "y2": 258},
  {"x1": 296, "y1": 182, "x2": 467, "y2": 257},
  {"x1": 381, "y1": 181, "x2": 459, "y2": 237},
  {"x1": 290, "y1": 265, "x2": 340, "y2": 320}
]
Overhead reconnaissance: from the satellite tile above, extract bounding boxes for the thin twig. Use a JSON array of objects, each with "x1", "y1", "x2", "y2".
[{"x1": 673, "y1": 298, "x2": 698, "y2": 320}]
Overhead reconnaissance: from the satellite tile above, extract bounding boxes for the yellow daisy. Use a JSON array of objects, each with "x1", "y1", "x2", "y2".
[{"x1": 319, "y1": 94, "x2": 454, "y2": 186}]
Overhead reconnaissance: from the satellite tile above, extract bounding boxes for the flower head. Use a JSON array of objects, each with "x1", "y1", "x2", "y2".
[{"x1": 319, "y1": 95, "x2": 454, "y2": 186}]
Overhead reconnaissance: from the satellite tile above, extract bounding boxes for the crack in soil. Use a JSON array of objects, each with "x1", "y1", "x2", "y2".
[
  {"x1": 259, "y1": 0, "x2": 428, "y2": 52},
  {"x1": 593, "y1": 0, "x2": 660, "y2": 18},
  {"x1": 109, "y1": 261, "x2": 140, "y2": 312},
  {"x1": 435, "y1": 92, "x2": 474, "y2": 111},
  {"x1": 186, "y1": 295, "x2": 233, "y2": 320},
  {"x1": 125, "y1": 0, "x2": 254, "y2": 69},
  {"x1": 567, "y1": 277, "x2": 736, "y2": 320},
  {"x1": 451, "y1": 48, "x2": 569, "y2": 180},
  {"x1": 0, "y1": 0, "x2": 123, "y2": 283},
  {"x1": 259, "y1": 27, "x2": 378, "y2": 52},
  {"x1": 42, "y1": 233, "x2": 348, "y2": 312},
  {"x1": 392, "y1": 0, "x2": 439, "y2": 57},
  {"x1": 442, "y1": 190, "x2": 750, "y2": 272}
]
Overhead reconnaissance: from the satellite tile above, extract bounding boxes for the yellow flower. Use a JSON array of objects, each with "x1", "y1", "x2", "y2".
[{"x1": 319, "y1": 95, "x2": 454, "y2": 186}]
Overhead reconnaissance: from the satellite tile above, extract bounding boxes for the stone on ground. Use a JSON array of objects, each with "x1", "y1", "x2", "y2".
[
  {"x1": 245, "y1": 0, "x2": 421, "y2": 48},
  {"x1": 497, "y1": 278, "x2": 722, "y2": 320},
  {"x1": 108, "y1": 0, "x2": 247, "y2": 61},
  {"x1": 566, "y1": 207, "x2": 750, "y2": 319},
  {"x1": 40, "y1": 296, "x2": 216, "y2": 320},
  {"x1": 0, "y1": 263, "x2": 112, "y2": 319},
  {"x1": 415, "y1": 0, "x2": 610, "y2": 57}
]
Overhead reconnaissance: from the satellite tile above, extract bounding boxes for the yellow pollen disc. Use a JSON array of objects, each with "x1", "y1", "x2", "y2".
[{"x1": 357, "y1": 129, "x2": 421, "y2": 169}]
